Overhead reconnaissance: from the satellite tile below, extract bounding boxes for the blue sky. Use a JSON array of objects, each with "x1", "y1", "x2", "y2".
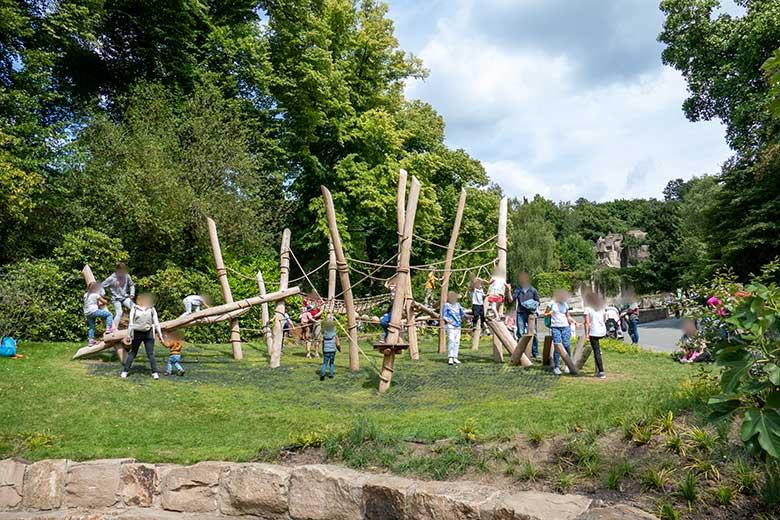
[{"x1": 386, "y1": 0, "x2": 738, "y2": 201}]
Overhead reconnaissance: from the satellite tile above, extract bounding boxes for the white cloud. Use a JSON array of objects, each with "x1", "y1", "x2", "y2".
[{"x1": 391, "y1": 0, "x2": 733, "y2": 201}]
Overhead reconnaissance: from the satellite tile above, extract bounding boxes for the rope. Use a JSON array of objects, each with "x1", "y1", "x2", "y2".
[
  {"x1": 289, "y1": 249, "x2": 325, "y2": 298},
  {"x1": 409, "y1": 235, "x2": 498, "y2": 269},
  {"x1": 333, "y1": 253, "x2": 400, "y2": 300},
  {"x1": 334, "y1": 319, "x2": 381, "y2": 374},
  {"x1": 413, "y1": 234, "x2": 497, "y2": 255}
]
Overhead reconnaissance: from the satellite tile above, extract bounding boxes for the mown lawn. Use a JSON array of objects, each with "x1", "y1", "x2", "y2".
[{"x1": 0, "y1": 335, "x2": 699, "y2": 463}]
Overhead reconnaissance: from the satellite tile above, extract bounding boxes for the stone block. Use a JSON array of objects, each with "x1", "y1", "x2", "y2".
[
  {"x1": 486, "y1": 491, "x2": 592, "y2": 520},
  {"x1": 65, "y1": 460, "x2": 126, "y2": 509},
  {"x1": 0, "y1": 459, "x2": 27, "y2": 510},
  {"x1": 362, "y1": 474, "x2": 416, "y2": 520},
  {"x1": 411, "y1": 480, "x2": 500, "y2": 520},
  {"x1": 23, "y1": 460, "x2": 67, "y2": 510},
  {"x1": 219, "y1": 463, "x2": 290, "y2": 517},
  {"x1": 159, "y1": 462, "x2": 223, "y2": 513},
  {"x1": 120, "y1": 464, "x2": 158, "y2": 507},
  {"x1": 576, "y1": 504, "x2": 659, "y2": 520},
  {"x1": 289, "y1": 465, "x2": 368, "y2": 520}
]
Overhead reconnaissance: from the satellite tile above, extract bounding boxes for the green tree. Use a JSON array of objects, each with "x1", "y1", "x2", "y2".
[
  {"x1": 507, "y1": 197, "x2": 559, "y2": 277},
  {"x1": 559, "y1": 234, "x2": 597, "y2": 272}
]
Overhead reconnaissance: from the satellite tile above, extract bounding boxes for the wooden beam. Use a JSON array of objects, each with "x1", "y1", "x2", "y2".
[
  {"x1": 471, "y1": 321, "x2": 481, "y2": 350},
  {"x1": 396, "y1": 169, "x2": 419, "y2": 360},
  {"x1": 73, "y1": 287, "x2": 301, "y2": 359},
  {"x1": 270, "y1": 229, "x2": 291, "y2": 368},
  {"x1": 492, "y1": 196, "x2": 508, "y2": 360},
  {"x1": 555, "y1": 343, "x2": 579, "y2": 374},
  {"x1": 256, "y1": 270, "x2": 273, "y2": 354},
  {"x1": 207, "y1": 217, "x2": 242, "y2": 361},
  {"x1": 327, "y1": 239, "x2": 337, "y2": 312},
  {"x1": 437, "y1": 189, "x2": 468, "y2": 354},
  {"x1": 321, "y1": 187, "x2": 359, "y2": 371}
]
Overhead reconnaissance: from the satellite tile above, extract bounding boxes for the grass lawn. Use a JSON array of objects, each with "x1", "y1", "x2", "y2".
[{"x1": 0, "y1": 334, "x2": 699, "y2": 464}]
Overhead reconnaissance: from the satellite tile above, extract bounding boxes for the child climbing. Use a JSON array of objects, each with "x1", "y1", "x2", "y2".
[
  {"x1": 379, "y1": 284, "x2": 396, "y2": 343},
  {"x1": 83, "y1": 281, "x2": 114, "y2": 344},
  {"x1": 162, "y1": 330, "x2": 185, "y2": 376},
  {"x1": 121, "y1": 293, "x2": 163, "y2": 380},
  {"x1": 678, "y1": 318, "x2": 707, "y2": 363},
  {"x1": 443, "y1": 291, "x2": 467, "y2": 365},
  {"x1": 181, "y1": 294, "x2": 210, "y2": 316},
  {"x1": 101, "y1": 263, "x2": 136, "y2": 326},
  {"x1": 583, "y1": 292, "x2": 607, "y2": 379},
  {"x1": 509, "y1": 272, "x2": 540, "y2": 355},
  {"x1": 424, "y1": 267, "x2": 438, "y2": 307},
  {"x1": 486, "y1": 267, "x2": 510, "y2": 318},
  {"x1": 545, "y1": 289, "x2": 576, "y2": 376},
  {"x1": 319, "y1": 318, "x2": 340, "y2": 381},
  {"x1": 470, "y1": 278, "x2": 487, "y2": 331}
]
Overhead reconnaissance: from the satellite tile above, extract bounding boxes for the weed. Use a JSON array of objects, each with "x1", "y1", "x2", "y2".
[
  {"x1": 654, "y1": 411, "x2": 676, "y2": 435},
  {"x1": 677, "y1": 473, "x2": 699, "y2": 504},
  {"x1": 581, "y1": 459, "x2": 602, "y2": 478},
  {"x1": 685, "y1": 426, "x2": 715, "y2": 454},
  {"x1": 658, "y1": 500, "x2": 680, "y2": 520},
  {"x1": 734, "y1": 460, "x2": 759, "y2": 494},
  {"x1": 631, "y1": 424, "x2": 653, "y2": 446},
  {"x1": 554, "y1": 470, "x2": 577, "y2": 493},
  {"x1": 684, "y1": 457, "x2": 720, "y2": 481},
  {"x1": 288, "y1": 431, "x2": 325, "y2": 449},
  {"x1": 642, "y1": 466, "x2": 674, "y2": 492},
  {"x1": 664, "y1": 434, "x2": 686, "y2": 456},
  {"x1": 458, "y1": 418, "x2": 479, "y2": 444},
  {"x1": 713, "y1": 483, "x2": 737, "y2": 506},
  {"x1": 526, "y1": 428, "x2": 544, "y2": 446},
  {"x1": 763, "y1": 462, "x2": 780, "y2": 510},
  {"x1": 606, "y1": 467, "x2": 624, "y2": 491},
  {"x1": 518, "y1": 459, "x2": 543, "y2": 482}
]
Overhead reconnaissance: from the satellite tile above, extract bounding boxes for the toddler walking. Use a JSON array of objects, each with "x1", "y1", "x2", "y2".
[
  {"x1": 83, "y1": 282, "x2": 114, "y2": 344},
  {"x1": 121, "y1": 293, "x2": 163, "y2": 380},
  {"x1": 163, "y1": 330, "x2": 185, "y2": 376},
  {"x1": 443, "y1": 291, "x2": 467, "y2": 365},
  {"x1": 319, "y1": 319, "x2": 340, "y2": 380}
]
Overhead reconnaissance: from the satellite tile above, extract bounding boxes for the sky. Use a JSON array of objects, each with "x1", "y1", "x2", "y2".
[{"x1": 386, "y1": 0, "x2": 738, "y2": 202}]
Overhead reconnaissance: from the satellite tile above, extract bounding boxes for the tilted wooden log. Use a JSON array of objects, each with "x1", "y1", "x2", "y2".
[
  {"x1": 438, "y1": 189, "x2": 467, "y2": 354},
  {"x1": 542, "y1": 335, "x2": 554, "y2": 366},
  {"x1": 397, "y1": 169, "x2": 419, "y2": 361},
  {"x1": 208, "y1": 217, "x2": 242, "y2": 360},
  {"x1": 485, "y1": 319, "x2": 515, "y2": 356},
  {"x1": 271, "y1": 229, "x2": 291, "y2": 368},
  {"x1": 256, "y1": 270, "x2": 273, "y2": 354},
  {"x1": 554, "y1": 342, "x2": 579, "y2": 374},
  {"x1": 411, "y1": 301, "x2": 440, "y2": 319},
  {"x1": 491, "y1": 196, "x2": 508, "y2": 360},
  {"x1": 572, "y1": 335, "x2": 590, "y2": 370},
  {"x1": 72, "y1": 287, "x2": 301, "y2": 359},
  {"x1": 509, "y1": 335, "x2": 534, "y2": 367}
]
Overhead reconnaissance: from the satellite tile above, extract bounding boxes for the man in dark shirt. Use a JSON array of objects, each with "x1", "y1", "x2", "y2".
[{"x1": 509, "y1": 272, "x2": 541, "y2": 357}]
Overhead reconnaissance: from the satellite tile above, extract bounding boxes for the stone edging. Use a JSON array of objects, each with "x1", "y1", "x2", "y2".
[{"x1": 0, "y1": 458, "x2": 657, "y2": 519}]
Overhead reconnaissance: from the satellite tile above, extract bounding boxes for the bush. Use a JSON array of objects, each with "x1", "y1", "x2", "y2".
[
  {"x1": 53, "y1": 227, "x2": 129, "y2": 281},
  {"x1": 559, "y1": 235, "x2": 597, "y2": 272},
  {"x1": 534, "y1": 271, "x2": 589, "y2": 297},
  {"x1": 0, "y1": 259, "x2": 81, "y2": 341}
]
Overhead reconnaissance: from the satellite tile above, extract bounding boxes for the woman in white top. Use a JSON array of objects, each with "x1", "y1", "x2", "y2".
[
  {"x1": 584, "y1": 292, "x2": 607, "y2": 379},
  {"x1": 121, "y1": 293, "x2": 164, "y2": 380},
  {"x1": 545, "y1": 289, "x2": 577, "y2": 375}
]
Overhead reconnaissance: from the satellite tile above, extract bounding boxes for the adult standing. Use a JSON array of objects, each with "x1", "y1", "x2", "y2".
[
  {"x1": 101, "y1": 263, "x2": 135, "y2": 326},
  {"x1": 623, "y1": 302, "x2": 640, "y2": 344},
  {"x1": 583, "y1": 292, "x2": 607, "y2": 379},
  {"x1": 509, "y1": 272, "x2": 540, "y2": 357}
]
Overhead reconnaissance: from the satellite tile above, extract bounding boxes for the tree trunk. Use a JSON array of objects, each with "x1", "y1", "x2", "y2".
[{"x1": 207, "y1": 217, "x2": 242, "y2": 360}]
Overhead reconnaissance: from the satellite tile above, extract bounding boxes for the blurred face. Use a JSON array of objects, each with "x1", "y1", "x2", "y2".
[
  {"x1": 138, "y1": 294, "x2": 153, "y2": 307},
  {"x1": 682, "y1": 319, "x2": 697, "y2": 336},
  {"x1": 519, "y1": 273, "x2": 530, "y2": 287},
  {"x1": 554, "y1": 290, "x2": 568, "y2": 303},
  {"x1": 116, "y1": 267, "x2": 127, "y2": 277}
]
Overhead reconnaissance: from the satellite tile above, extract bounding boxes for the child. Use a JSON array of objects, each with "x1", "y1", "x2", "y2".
[
  {"x1": 583, "y1": 292, "x2": 607, "y2": 379},
  {"x1": 379, "y1": 285, "x2": 396, "y2": 343},
  {"x1": 319, "y1": 319, "x2": 340, "y2": 380},
  {"x1": 181, "y1": 294, "x2": 210, "y2": 316},
  {"x1": 443, "y1": 291, "x2": 467, "y2": 365},
  {"x1": 470, "y1": 278, "x2": 487, "y2": 331},
  {"x1": 83, "y1": 282, "x2": 115, "y2": 344},
  {"x1": 678, "y1": 318, "x2": 707, "y2": 363},
  {"x1": 424, "y1": 268, "x2": 438, "y2": 307},
  {"x1": 121, "y1": 293, "x2": 163, "y2": 380},
  {"x1": 101, "y1": 263, "x2": 136, "y2": 326},
  {"x1": 163, "y1": 330, "x2": 185, "y2": 376},
  {"x1": 545, "y1": 289, "x2": 576, "y2": 375},
  {"x1": 487, "y1": 267, "x2": 511, "y2": 318}
]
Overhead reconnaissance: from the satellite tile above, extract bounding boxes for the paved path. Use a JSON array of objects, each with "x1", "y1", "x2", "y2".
[{"x1": 634, "y1": 317, "x2": 683, "y2": 353}]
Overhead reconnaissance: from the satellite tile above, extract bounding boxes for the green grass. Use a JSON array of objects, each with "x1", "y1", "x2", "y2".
[{"x1": 0, "y1": 337, "x2": 695, "y2": 464}]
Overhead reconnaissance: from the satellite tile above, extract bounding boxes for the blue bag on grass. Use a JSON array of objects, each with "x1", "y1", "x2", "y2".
[{"x1": 0, "y1": 337, "x2": 17, "y2": 357}]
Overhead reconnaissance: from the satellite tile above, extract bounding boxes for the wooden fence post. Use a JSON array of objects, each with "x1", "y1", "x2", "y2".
[
  {"x1": 256, "y1": 270, "x2": 273, "y2": 354},
  {"x1": 396, "y1": 169, "x2": 420, "y2": 360},
  {"x1": 492, "y1": 197, "x2": 508, "y2": 362},
  {"x1": 207, "y1": 217, "x2": 243, "y2": 360},
  {"x1": 437, "y1": 189, "x2": 468, "y2": 354},
  {"x1": 270, "y1": 229, "x2": 291, "y2": 368},
  {"x1": 321, "y1": 187, "x2": 359, "y2": 371}
]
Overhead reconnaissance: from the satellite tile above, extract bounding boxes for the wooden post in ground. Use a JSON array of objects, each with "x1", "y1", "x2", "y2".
[
  {"x1": 207, "y1": 217, "x2": 243, "y2": 360},
  {"x1": 437, "y1": 188, "x2": 468, "y2": 354},
  {"x1": 321, "y1": 187, "x2": 359, "y2": 371},
  {"x1": 471, "y1": 321, "x2": 481, "y2": 350},
  {"x1": 573, "y1": 335, "x2": 590, "y2": 370},
  {"x1": 396, "y1": 169, "x2": 419, "y2": 360},
  {"x1": 256, "y1": 270, "x2": 273, "y2": 354},
  {"x1": 492, "y1": 196, "x2": 509, "y2": 362},
  {"x1": 327, "y1": 239, "x2": 337, "y2": 313},
  {"x1": 542, "y1": 335, "x2": 553, "y2": 366},
  {"x1": 555, "y1": 343, "x2": 578, "y2": 374},
  {"x1": 81, "y1": 264, "x2": 127, "y2": 363},
  {"x1": 270, "y1": 229, "x2": 291, "y2": 368},
  {"x1": 378, "y1": 176, "x2": 421, "y2": 394}
]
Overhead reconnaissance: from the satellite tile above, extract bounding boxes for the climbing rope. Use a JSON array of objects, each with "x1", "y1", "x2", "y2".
[{"x1": 413, "y1": 233, "x2": 497, "y2": 255}]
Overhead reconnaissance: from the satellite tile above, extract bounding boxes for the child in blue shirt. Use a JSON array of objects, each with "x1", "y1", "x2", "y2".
[
  {"x1": 319, "y1": 319, "x2": 340, "y2": 381},
  {"x1": 443, "y1": 291, "x2": 467, "y2": 365}
]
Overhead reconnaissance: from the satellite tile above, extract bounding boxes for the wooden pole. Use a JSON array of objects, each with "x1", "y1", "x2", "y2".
[
  {"x1": 379, "y1": 177, "x2": 421, "y2": 394},
  {"x1": 492, "y1": 196, "x2": 508, "y2": 362},
  {"x1": 437, "y1": 189, "x2": 468, "y2": 354},
  {"x1": 555, "y1": 343, "x2": 579, "y2": 374},
  {"x1": 321, "y1": 187, "x2": 359, "y2": 371},
  {"x1": 256, "y1": 270, "x2": 273, "y2": 354},
  {"x1": 207, "y1": 217, "x2": 243, "y2": 361},
  {"x1": 471, "y1": 321, "x2": 481, "y2": 350},
  {"x1": 270, "y1": 229, "x2": 291, "y2": 368},
  {"x1": 396, "y1": 169, "x2": 419, "y2": 360},
  {"x1": 73, "y1": 287, "x2": 301, "y2": 359},
  {"x1": 327, "y1": 239, "x2": 337, "y2": 312}
]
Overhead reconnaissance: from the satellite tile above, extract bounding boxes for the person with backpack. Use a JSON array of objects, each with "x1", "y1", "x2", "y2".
[
  {"x1": 544, "y1": 289, "x2": 577, "y2": 375},
  {"x1": 121, "y1": 293, "x2": 164, "y2": 380},
  {"x1": 101, "y1": 263, "x2": 136, "y2": 326},
  {"x1": 509, "y1": 272, "x2": 540, "y2": 357}
]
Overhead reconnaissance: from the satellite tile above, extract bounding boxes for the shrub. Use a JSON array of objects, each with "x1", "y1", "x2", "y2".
[
  {"x1": 677, "y1": 473, "x2": 699, "y2": 504},
  {"x1": 685, "y1": 426, "x2": 715, "y2": 454},
  {"x1": 642, "y1": 467, "x2": 674, "y2": 492},
  {"x1": 53, "y1": 227, "x2": 129, "y2": 282},
  {"x1": 733, "y1": 460, "x2": 759, "y2": 494},
  {"x1": 533, "y1": 271, "x2": 589, "y2": 298},
  {"x1": 657, "y1": 501, "x2": 679, "y2": 520},
  {"x1": 713, "y1": 483, "x2": 737, "y2": 506},
  {"x1": 458, "y1": 419, "x2": 479, "y2": 444},
  {"x1": 288, "y1": 431, "x2": 325, "y2": 450}
]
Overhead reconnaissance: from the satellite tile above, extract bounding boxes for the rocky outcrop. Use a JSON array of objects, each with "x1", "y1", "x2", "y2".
[{"x1": 0, "y1": 458, "x2": 657, "y2": 519}]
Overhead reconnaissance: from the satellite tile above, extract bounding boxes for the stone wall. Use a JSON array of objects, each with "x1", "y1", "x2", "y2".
[{"x1": 0, "y1": 458, "x2": 656, "y2": 520}]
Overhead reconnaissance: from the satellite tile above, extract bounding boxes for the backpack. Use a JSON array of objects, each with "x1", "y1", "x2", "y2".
[{"x1": 0, "y1": 337, "x2": 17, "y2": 357}]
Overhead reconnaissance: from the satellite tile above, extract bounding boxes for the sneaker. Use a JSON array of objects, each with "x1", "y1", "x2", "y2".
[
  {"x1": 306, "y1": 353, "x2": 312, "y2": 358},
  {"x1": 597, "y1": 372, "x2": 606, "y2": 379},
  {"x1": 320, "y1": 375, "x2": 325, "y2": 381},
  {"x1": 563, "y1": 365, "x2": 570, "y2": 374},
  {"x1": 448, "y1": 357, "x2": 454, "y2": 365},
  {"x1": 453, "y1": 358, "x2": 462, "y2": 364},
  {"x1": 379, "y1": 338, "x2": 386, "y2": 344},
  {"x1": 553, "y1": 367, "x2": 562, "y2": 375},
  {"x1": 120, "y1": 372, "x2": 128, "y2": 379},
  {"x1": 152, "y1": 373, "x2": 159, "y2": 380},
  {"x1": 164, "y1": 372, "x2": 171, "y2": 376},
  {"x1": 88, "y1": 339, "x2": 98, "y2": 346},
  {"x1": 328, "y1": 374, "x2": 333, "y2": 379},
  {"x1": 178, "y1": 370, "x2": 185, "y2": 377},
  {"x1": 106, "y1": 327, "x2": 116, "y2": 334}
]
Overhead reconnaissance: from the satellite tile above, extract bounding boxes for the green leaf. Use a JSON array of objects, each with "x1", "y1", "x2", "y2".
[
  {"x1": 767, "y1": 364, "x2": 780, "y2": 386},
  {"x1": 740, "y1": 409, "x2": 780, "y2": 459},
  {"x1": 707, "y1": 394, "x2": 742, "y2": 422}
]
